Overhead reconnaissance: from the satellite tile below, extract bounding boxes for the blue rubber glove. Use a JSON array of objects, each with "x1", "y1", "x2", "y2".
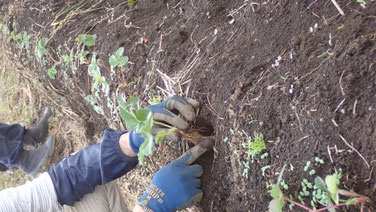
[
  {"x1": 129, "y1": 95, "x2": 199, "y2": 153},
  {"x1": 137, "y1": 138, "x2": 213, "y2": 212},
  {"x1": 138, "y1": 154, "x2": 203, "y2": 212}
]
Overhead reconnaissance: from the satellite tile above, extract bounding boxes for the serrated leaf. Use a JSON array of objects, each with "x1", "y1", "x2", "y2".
[
  {"x1": 109, "y1": 55, "x2": 118, "y2": 67},
  {"x1": 268, "y1": 198, "x2": 285, "y2": 212},
  {"x1": 140, "y1": 112, "x2": 153, "y2": 133},
  {"x1": 127, "y1": 96, "x2": 139, "y2": 110},
  {"x1": 117, "y1": 95, "x2": 127, "y2": 109},
  {"x1": 139, "y1": 133, "x2": 154, "y2": 156},
  {"x1": 138, "y1": 151, "x2": 145, "y2": 164},
  {"x1": 119, "y1": 107, "x2": 139, "y2": 130},
  {"x1": 136, "y1": 109, "x2": 150, "y2": 121},
  {"x1": 315, "y1": 176, "x2": 327, "y2": 191}
]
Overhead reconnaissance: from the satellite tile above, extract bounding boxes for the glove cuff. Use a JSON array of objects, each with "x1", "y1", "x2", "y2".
[{"x1": 129, "y1": 130, "x2": 144, "y2": 154}]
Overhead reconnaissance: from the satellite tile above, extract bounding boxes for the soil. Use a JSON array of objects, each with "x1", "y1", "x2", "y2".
[{"x1": 1, "y1": 0, "x2": 376, "y2": 211}]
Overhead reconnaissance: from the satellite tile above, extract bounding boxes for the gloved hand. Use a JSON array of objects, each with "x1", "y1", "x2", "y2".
[
  {"x1": 129, "y1": 95, "x2": 200, "y2": 153},
  {"x1": 137, "y1": 138, "x2": 213, "y2": 212}
]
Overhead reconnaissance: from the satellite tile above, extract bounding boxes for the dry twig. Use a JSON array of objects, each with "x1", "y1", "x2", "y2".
[
  {"x1": 339, "y1": 70, "x2": 346, "y2": 96},
  {"x1": 338, "y1": 134, "x2": 370, "y2": 169},
  {"x1": 330, "y1": 0, "x2": 345, "y2": 16}
]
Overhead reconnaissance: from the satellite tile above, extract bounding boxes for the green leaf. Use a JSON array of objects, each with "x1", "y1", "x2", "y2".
[
  {"x1": 270, "y1": 184, "x2": 283, "y2": 199},
  {"x1": 119, "y1": 107, "x2": 139, "y2": 130},
  {"x1": 117, "y1": 95, "x2": 128, "y2": 109},
  {"x1": 140, "y1": 112, "x2": 153, "y2": 133},
  {"x1": 36, "y1": 38, "x2": 48, "y2": 59},
  {"x1": 78, "y1": 34, "x2": 86, "y2": 43},
  {"x1": 118, "y1": 56, "x2": 129, "y2": 67},
  {"x1": 115, "y1": 47, "x2": 124, "y2": 58},
  {"x1": 315, "y1": 176, "x2": 327, "y2": 191},
  {"x1": 127, "y1": 96, "x2": 139, "y2": 110},
  {"x1": 47, "y1": 67, "x2": 57, "y2": 79},
  {"x1": 138, "y1": 151, "x2": 145, "y2": 164},
  {"x1": 325, "y1": 175, "x2": 339, "y2": 204},
  {"x1": 84, "y1": 34, "x2": 96, "y2": 46},
  {"x1": 135, "y1": 109, "x2": 150, "y2": 121},
  {"x1": 128, "y1": 0, "x2": 136, "y2": 5},
  {"x1": 78, "y1": 34, "x2": 96, "y2": 46},
  {"x1": 109, "y1": 55, "x2": 118, "y2": 67},
  {"x1": 155, "y1": 129, "x2": 170, "y2": 144},
  {"x1": 268, "y1": 198, "x2": 285, "y2": 212},
  {"x1": 141, "y1": 133, "x2": 154, "y2": 156}
]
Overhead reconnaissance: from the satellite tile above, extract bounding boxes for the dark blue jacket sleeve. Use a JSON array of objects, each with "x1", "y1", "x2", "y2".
[{"x1": 48, "y1": 129, "x2": 138, "y2": 206}]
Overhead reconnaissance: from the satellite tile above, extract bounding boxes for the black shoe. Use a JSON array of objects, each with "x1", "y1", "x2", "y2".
[
  {"x1": 14, "y1": 135, "x2": 54, "y2": 176},
  {"x1": 22, "y1": 107, "x2": 51, "y2": 147}
]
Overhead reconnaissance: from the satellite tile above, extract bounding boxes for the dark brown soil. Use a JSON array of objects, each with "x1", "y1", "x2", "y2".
[{"x1": 1, "y1": 0, "x2": 376, "y2": 211}]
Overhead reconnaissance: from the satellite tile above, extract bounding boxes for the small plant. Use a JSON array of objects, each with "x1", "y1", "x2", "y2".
[
  {"x1": 304, "y1": 161, "x2": 311, "y2": 171},
  {"x1": 242, "y1": 131, "x2": 266, "y2": 161},
  {"x1": 147, "y1": 93, "x2": 162, "y2": 105},
  {"x1": 356, "y1": 0, "x2": 367, "y2": 8},
  {"x1": 118, "y1": 96, "x2": 176, "y2": 163},
  {"x1": 128, "y1": 0, "x2": 136, "y2": 5},
  {"x1": 77, "y1": 34, "x2": 96, "y2": 47},
  {"x1": 268, "y1": 167, "x2": 370, "y2": 212},
  {"x1": 88, "y1": 53, "x2": 109, "y2": 97},
  {"x1": 85, "y1": 95, "x2": 104, "y2": 115},
  {"x1": 35, "y1": 38, "x2": 48, "y2": 60},
  {"x1": 7, "y1": 30, "x2": 22, "y2": 43},
  {"x1": 76, "y1": 34, "x2": 96, "y2": 65},
  {"x1": 109, "y1": 47, "x2": 129, "y2": 70},
  {"x1": 315, "y1": 157, "x2": 325, "y2": 164},
  {"x1": 19, "y1": 31, "x2": 31, "y2": 51},
  {"x1": 47, "y1": 67, "x2": 57, "y2": 79}
]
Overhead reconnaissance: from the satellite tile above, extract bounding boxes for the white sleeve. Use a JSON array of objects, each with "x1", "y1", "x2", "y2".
[{"x1": 0, "y1": 172, "x2": 61, "y2": 212}]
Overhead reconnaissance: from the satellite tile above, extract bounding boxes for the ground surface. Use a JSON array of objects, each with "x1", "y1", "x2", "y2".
[{"x1": 0, "y1": 0, "x2": 375, "y2": 211}]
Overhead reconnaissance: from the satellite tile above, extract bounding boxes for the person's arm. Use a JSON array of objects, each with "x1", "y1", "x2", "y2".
[
  {"x1": 0, "y1": 172, "x2": 60, "y2": 211},
  {"x1": 49, "y1": 129, "x2": 138, "y2": 206},
  {"x1": 49, "y1": 95, "x2": 200, "y2": 207},
  {"x1": 0, "y1": 130, "x2": 135, "y2": 212}
]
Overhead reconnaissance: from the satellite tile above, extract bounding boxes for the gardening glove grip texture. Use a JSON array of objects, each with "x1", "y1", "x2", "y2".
[
  {"x1": 138, "y1": 154, "x2": 203, "y2": 212},
  {"x1": 128, "y1": 95, "x2": 199, "y2": 153},
  {"x1": 147, "y1": 95, "x2": 199, "y2": 131}
]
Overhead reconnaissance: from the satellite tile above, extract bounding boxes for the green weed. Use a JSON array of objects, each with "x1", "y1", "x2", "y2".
[
  {"x1": 77, "y1": 34, "x2": 96, "y2": 47},
  {"x1": 242, "y1": 131, "x2": 266, "y2": 161},
  {"x1": 35, "y1": 38, "x2": 48, "y2": 61},
  {"x1": 7, "y1": 30, "x2": 22, "y2": 43},
  {"x1": 47, "y1": 67, "x2": 57, "y2": 79},
  {"x1": 109, "y1": 47, "x2": 129, "y2": 70},
  {"x1": 268, "y1": 166, "x2": 370, "y2": 212}
]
